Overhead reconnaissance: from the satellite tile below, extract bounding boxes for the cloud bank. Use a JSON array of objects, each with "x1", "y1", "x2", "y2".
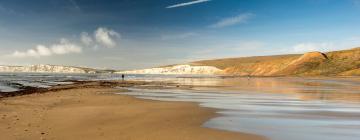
[
  {"x1": 11, "y1": 39, "x2": 82, "y2": 58},
  {"x1": 166, "y1": 0, "x2": 211, "y2": 9},
  {"x1": 7, "y1": 27, "x2": 120, "y2": 58},
  {"x1": 210, "y1": 13, "x2": 254, "y2": 28}
]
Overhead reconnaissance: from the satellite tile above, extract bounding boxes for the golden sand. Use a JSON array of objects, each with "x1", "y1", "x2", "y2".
[{"x1": 0, "y1": 82, "x2": 265, "y2": 140}]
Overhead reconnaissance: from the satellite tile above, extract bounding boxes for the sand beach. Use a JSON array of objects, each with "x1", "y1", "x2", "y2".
[{"x1": 0, "y1": 81, "x2": 265, "y2": 140}]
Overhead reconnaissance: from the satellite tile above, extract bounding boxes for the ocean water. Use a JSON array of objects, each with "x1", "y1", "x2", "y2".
[
  {"x1": 0, "y1": 73, "x2": 199, "y2": 92},
  {"x1": 0, "y1": 73, "x2": 212, "y2": 92},
  {"x1": 118, "y1": 77, "x2": 360, "y2": 140},
  {"x1": 0, "y1": 73, "x2": 125, "y2": 92}
]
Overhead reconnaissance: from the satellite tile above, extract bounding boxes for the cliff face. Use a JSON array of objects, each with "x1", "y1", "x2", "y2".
[
  {"x1": 118, "y1": 65, "x2": 222, "y2": 75},
  {"x1": 116, "y1": 48, "x2": 359, "y2": 76},
  {"x1": 0, "y1": 64, "x2": 96, "y2": 74},
  {"x1": 192, "y1": 48, "x2": 360, "y2": 76},
  {"x1": 1, "y1": 48, "x2": 358, "y2": 76}
]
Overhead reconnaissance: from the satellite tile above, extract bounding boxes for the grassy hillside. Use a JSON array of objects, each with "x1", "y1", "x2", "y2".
[
  {"x1": 192, "y1": 54, "x2": 300, "y2": 69},
  {"x1": 191, "y1": 47, "x2": 360, "y2": 76}
]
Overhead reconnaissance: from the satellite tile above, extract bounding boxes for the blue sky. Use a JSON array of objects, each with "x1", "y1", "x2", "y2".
[{"x1": 0, "y1": 0, "x2": 360, "y2": 69}]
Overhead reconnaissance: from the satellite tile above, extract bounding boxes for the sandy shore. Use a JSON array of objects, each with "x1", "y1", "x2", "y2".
[{"x1": 0, "y1": 81, "x2": 265, "y2": 140}]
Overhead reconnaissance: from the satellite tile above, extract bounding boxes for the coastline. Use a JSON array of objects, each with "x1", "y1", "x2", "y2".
[{"x1": 0, "y1": 81, "x2": 266, "y2": 140}]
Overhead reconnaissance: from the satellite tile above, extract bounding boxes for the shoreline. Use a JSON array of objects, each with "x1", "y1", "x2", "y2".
[
  {"x1": 0, "y1": 80, "x2": 160, "y2": 99},
  {"x1": 0, "y1": 81, "x2": 266, "y2": 140}
]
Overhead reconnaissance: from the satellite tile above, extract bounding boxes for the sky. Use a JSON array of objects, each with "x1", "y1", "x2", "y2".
[{"x1": 0, "y1": 0, "x2": 360, "y2": 69}]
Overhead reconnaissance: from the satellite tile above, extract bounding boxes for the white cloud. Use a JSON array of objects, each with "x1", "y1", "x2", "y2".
[
  {"x1": 79, "y1": 27, "x2": 120, "y2": 49},
  {"x1": 161, "y1": 32, "x2": 197, "y2": 40},
  {"x1": 80, "y1": 32, "x2": 93, "y2": 46},
  {"x1": 35, "y1": 45, "x2": 52, "y2": 56},
  {"x1": 9, "y1": 39, "x2": 82, "y2": 58},
  {"x1": 51, "y1": 39, "x2": 82, "y2": 54},
  {"x1": 11, "y1": 45, "x2": 51, "y2": 58},
  {"x1": 292, "y1": 42, "x2": 334, "y2": 53},
  {"x1": 94, "y1": 27, "x2": 120, "y2": 48},
  {"x1": 209, "y1": 13, "x2": 254, "y2": 28},
  {"x1": 5, "y1": 27, "x2": 120, "y2": 59},
  {"x1": 166, "y1": 0, "x2": 211, "y2": 9}
]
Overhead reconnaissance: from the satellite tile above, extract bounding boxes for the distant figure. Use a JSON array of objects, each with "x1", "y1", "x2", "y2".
[
  {"x1": 247, "y1": 75, "x2": 251, "y2": 80},
  {"x1": 121, "y1": 74, "x2": 125, "y2": 81}
]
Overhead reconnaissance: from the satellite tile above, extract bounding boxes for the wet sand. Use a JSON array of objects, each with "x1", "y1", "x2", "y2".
[{"x1": 0, "y1": 81, "x2": 265, "y2": 140}]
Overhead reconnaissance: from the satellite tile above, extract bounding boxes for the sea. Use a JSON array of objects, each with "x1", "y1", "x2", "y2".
[{"x1": 0, "y1": 73, "x2": 176, "y2": 92}]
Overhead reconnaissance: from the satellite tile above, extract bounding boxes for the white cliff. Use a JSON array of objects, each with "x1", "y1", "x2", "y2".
[
  {"x1": 118, "y1": 65, "x2": 222, "y2": 75},
  {"x1": 0, "y1": 64, "x2": 96, "y2": 73},
  {"x1": 0, "y1": 64, "x2": 223, "y2": 75}
]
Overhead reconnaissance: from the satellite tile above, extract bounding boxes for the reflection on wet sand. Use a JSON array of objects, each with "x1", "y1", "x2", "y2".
[
  {"x1": 120, "y1": 77, "x2": 360, "y2": 140},
  {"x1": 170, "y1": 77, "x2": 360, "y2": 103}
]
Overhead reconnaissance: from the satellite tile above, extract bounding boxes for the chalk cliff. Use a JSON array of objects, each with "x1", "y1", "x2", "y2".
[
  {"x1": 118, "y1": 65, "x2": 222, "y2": 75},
  {"x1": 0, "y1": 64, "x2": 96, "y2": 73}
]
